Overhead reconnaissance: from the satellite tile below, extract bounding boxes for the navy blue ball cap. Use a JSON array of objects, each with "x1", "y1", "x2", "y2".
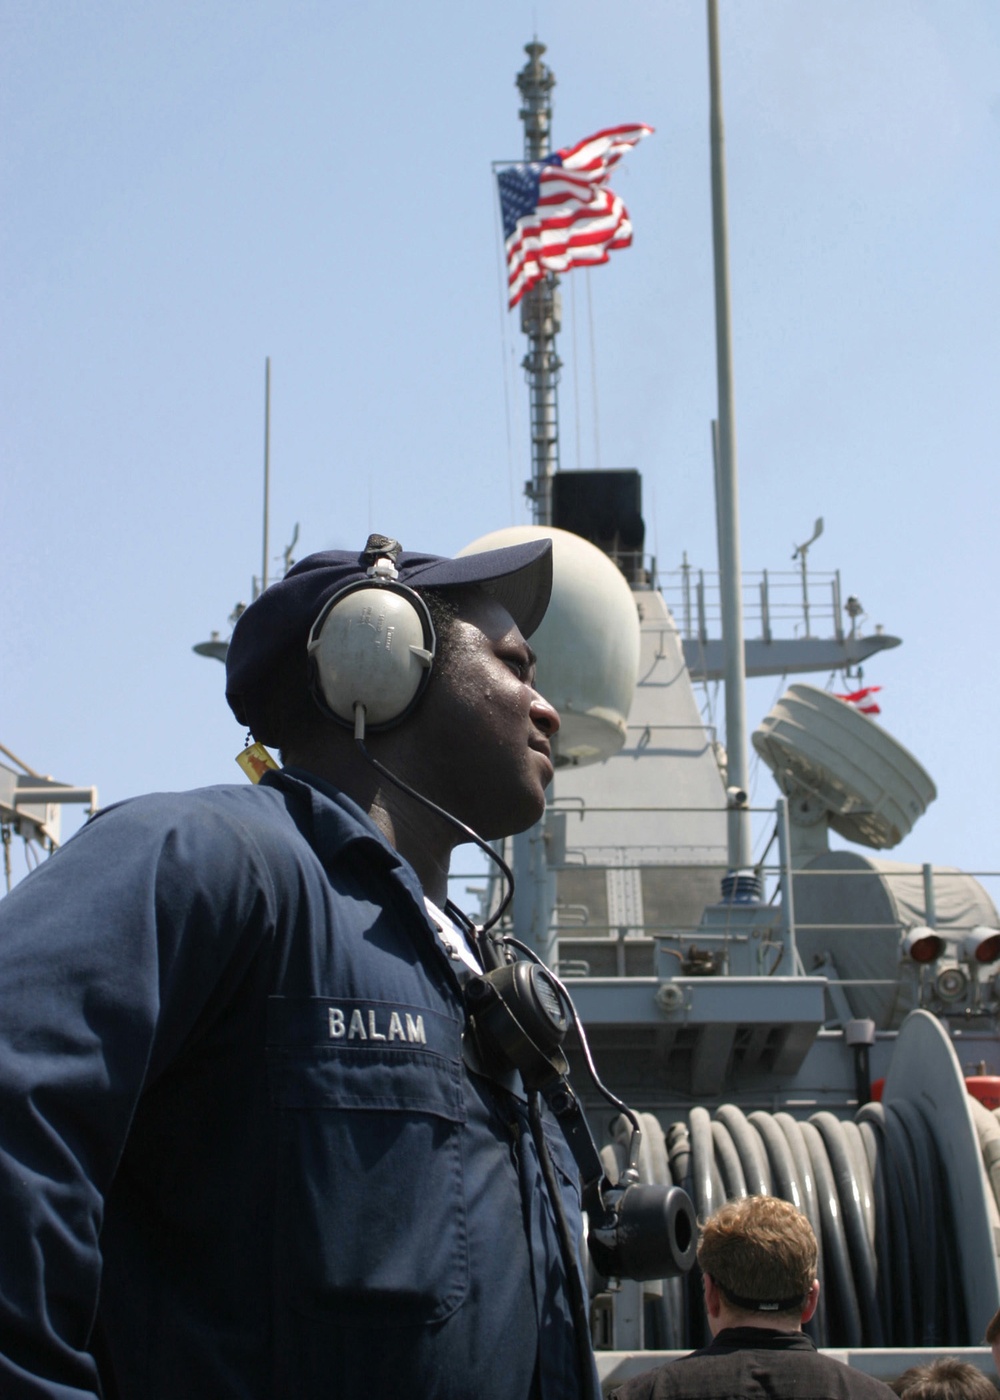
[{"x1": 225, "y1": 533, "x2": 553, "y2": 730}]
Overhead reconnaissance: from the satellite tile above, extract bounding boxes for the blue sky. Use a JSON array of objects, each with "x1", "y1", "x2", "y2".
[{"x1": 3, "y1": 1, "x2": 999, "y2": 894}]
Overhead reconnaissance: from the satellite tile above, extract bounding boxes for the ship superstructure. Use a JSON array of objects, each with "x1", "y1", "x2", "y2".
[{"x1": 473, "y1": 20, "x2": 1000, "y2": 1384}]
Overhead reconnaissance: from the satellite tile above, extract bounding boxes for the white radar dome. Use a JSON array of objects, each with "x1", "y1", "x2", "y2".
[
  {"x1": 752, "y1": 682, "x2": 936, "y2": 849},
  {"x1": 459, "y1": 525, "x2": 640, "y2": 766}
]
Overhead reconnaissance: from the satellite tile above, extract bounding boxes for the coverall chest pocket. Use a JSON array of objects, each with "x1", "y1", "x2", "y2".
[{"x1": 268, "y1": 997, "x2": 470, "y2": 1327}]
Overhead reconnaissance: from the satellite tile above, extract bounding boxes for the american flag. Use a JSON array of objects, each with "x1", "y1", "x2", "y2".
[{"x1": 496, "y1": 123, "x2": 653, "y2": 309}]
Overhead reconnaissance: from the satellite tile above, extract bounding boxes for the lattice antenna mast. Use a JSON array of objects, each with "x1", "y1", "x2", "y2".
[{"x1": 516, "y1": 41, "x2": 561, "y2": 526}]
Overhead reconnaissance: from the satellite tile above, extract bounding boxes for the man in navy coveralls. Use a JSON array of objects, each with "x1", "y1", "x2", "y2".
[{"x1": 0, "y1": 533, "x2": 598, "y2": 1400}]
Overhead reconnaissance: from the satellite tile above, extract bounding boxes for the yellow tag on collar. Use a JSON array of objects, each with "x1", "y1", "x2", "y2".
[{"x1": 236, "y1": 742, "x2": 280, "y2": 783}]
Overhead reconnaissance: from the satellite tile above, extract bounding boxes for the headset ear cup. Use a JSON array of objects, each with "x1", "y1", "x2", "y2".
[{"x1": 306, "y1": 581, "x2": 436, "y2": 729}]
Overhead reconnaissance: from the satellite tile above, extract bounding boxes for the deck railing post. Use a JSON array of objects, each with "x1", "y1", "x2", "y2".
[{"x1": 776, "y1": 796, "x2": 799, "y2": 972}]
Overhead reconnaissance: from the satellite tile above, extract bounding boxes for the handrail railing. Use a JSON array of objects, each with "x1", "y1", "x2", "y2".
[
  {"x1": 596, "y1": 546, "x2": 875, "y2": 647},
  {"x1": 664, "y1": 564, "x2": 848, "y2": 642}
]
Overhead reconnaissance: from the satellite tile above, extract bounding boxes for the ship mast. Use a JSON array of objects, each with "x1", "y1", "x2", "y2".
[
  {"x1": 512, "y1": 23, "x2": 751, "y2": 874},
  {"x1": 516, "y1": 41, "x2": 561, "y2": 525}
]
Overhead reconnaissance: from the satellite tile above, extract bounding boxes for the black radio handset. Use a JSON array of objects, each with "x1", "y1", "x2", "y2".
[{"x1": 463, "y1": 938, "x2": 697, "y2": 1285}]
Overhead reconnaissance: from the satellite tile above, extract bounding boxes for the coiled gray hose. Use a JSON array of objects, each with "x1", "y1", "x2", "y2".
[{"x1": 613, "y1": 1100, "x2": 972, "y2": 1347}]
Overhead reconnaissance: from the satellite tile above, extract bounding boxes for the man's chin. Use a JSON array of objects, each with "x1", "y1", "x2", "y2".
[
  {"x1": 474, "y1": 793, "x2": 547, "y2": 842},
  {"x1": 503, "y1": 794, "x2": 548, "y2": 838}
]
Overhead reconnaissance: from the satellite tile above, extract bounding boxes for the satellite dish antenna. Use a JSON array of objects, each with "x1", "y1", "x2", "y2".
[{"x1": 752, "y1": 682, "x2": 936, "y2": 849}]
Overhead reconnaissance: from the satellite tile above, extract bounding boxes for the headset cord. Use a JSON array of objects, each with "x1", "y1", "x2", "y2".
[
  {"x1": 527, "y1": 1089, "x2": 601, "y2": 1400},
  {"x1": 503, "y1": 935, "x2": 642, "y2": 1153},
  {"x1": 355, "y1": 731, "x2": 514, "y2": 933}
]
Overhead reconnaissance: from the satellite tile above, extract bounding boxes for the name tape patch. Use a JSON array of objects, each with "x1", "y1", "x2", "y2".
[
  {"x1": 328, "y1": 1005, "x2": 426, "y2": 1044},
  {"x1": 267, "y1": 996, "x2": 460, "y2": 1056}
]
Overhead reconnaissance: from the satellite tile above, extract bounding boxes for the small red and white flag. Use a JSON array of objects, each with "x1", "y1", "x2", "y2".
[{"x1": 834, "y1": 685, "x2": 882, "y2": 716}]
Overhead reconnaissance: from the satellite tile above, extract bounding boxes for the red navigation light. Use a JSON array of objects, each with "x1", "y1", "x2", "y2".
[
  {"x1": 901, "y1": 927, "x2": 945, "y2": 964},
  {"x1": 963, "y1": 927, "x2": 1000, "y2": 965}
]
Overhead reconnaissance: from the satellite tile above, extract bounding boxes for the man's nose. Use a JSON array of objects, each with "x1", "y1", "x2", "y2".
[{"x1": 530, "y1": 694, "x2": 560, "y2": 736}]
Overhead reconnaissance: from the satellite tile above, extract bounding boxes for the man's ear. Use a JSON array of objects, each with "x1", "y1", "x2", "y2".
[
  {"x1": 801, "y1": 1280, "x2": 820, "y2": 1324},
  {"x1": 703, "y1": 1273, "x2": 723, "y2": 1319}
]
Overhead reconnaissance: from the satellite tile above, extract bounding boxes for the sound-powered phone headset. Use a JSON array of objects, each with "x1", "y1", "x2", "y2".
[{"x1": 306, "y1": 548, "x2": 437, "y2": 733}]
